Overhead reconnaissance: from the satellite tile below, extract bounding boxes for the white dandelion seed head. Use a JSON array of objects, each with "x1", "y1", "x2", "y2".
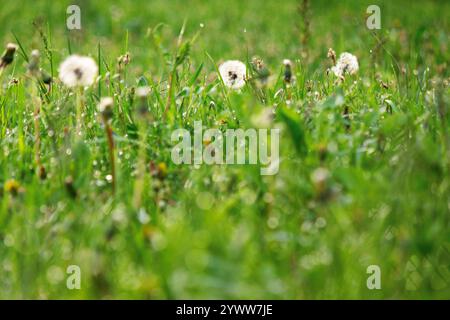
[
  {"x1": 218, "y1": 60, "x2": 246, "y2": 90},
  {"x1": 331, "y1": 52, "x2": 359, "y2": 78},
  {"x1": 31, "y1": 49, "x2": 40, "y2": 60},
  {"x1": 283, "y1": 59, "x2": 292, "y2": 67},
  {"x1": 98, "y1": 97, "x2": 114, "y2": 112},
  {"x1": 27, "y1": 50, "x2": 41, "y2": 75},
  {"x1": 311, "y1": 167, "x2": 330, "y2": 185},
  {"x1": 339, "y1": 52, "x2": 359, "y2": 74},
  {"x1": 59, "y1": 55, "x2": 98, "y2": 88},
  {"x1": 6, "y1": 43, "x2": 18, "y2": 52},
  {"x1": 331, "y1": 65, "x2": 344, "y2": 78},
  {"x1": 136, "y1": 86, "x2": 151, "y2": 98},
  {"x1": 98, "y1": 97, "x2": 114, "y2": 121}
]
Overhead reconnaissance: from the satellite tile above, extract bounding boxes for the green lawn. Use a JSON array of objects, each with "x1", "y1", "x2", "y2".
[{"x1": 0, "y1": 0, "x2": 449, "y2": 299}]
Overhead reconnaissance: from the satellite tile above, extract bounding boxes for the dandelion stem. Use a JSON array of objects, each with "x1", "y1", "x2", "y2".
[
  {"x1": 298, "y1": 0, "x2": 311, "y2": 57},
  {"x1": 105, "y1": 123, "x2": 116, "y2": 194},
  {"x1": 163, "y1": 71, "x2": 175, "y2": 119},
  {"x1": 0, "y1": 68, "x2": 5, "y2": 95},
  {"x1": 75, "y1": 86, "x2": 84, "y2": 137},
  {"x1": 133, "y1": 120, "x2": 147, "y2": 209},
  {"x1": 31, "y1": 80, "x2": 42, "y2": 170}
]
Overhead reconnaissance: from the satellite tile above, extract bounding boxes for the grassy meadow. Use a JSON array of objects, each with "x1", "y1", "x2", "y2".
[{"x1": 0, "y1": 0, "x2": 449, "y2": 299}]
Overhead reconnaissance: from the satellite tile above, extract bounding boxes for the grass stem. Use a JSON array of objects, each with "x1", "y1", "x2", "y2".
[{"x1": 105, "y1": 123, "x2": 116, "y2": 194}]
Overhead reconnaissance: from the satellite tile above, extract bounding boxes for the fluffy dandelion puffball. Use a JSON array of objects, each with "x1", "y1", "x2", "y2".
[
  {"x1": 218, "y1": 60, "x2": 246, "y2": 89},
  {"x1": 0, "y1": 43, "x2": 18, "y2": 68},
  {"x1": 283, "y1": 59, "x2": 292, "y2": 67},
  {"x1": 98, "y1": 97, "x2": 114, "y2": 121},
  {"x1": 136, "y1": 86, "x2": 151, "y2": 98},
  {"x1": 331, "y1": 52, "x2": 359, "y2": 78},
  {"x1": 98, "y1": 97, "x2": 114, "y2": 113},
  {"x1": 59, "y1": 55, "x2": 99, "y2": 88},
  {"x1": 27, "y1": 50, "x2": 40, "y2": 76}
]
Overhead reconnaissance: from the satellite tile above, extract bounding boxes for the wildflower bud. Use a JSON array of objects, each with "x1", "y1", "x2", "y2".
[
  {"x1": 136, "y1": 86, "x2": 151, "y2": 116},
  {"x1": 150, "y1": 161, "x2": 168, "y2": 180},
  {"x1": 4, "y1": 179, "x2": 21, "y2": 197},
  {"x1": 136, "y1": 86, "x2": 150, "y2": 99},
  {"x1": 327, "y1": 48, "x2": 336, "y2": 65},
  {"x1": 0, "y1": 43, "x2": 18, "y2": 69},
  {"x1": 27, "y1": 49, "x2": 40, "y2": 76},
  {"x1": 104, "y1": 72, "x2": 111, "y2": 86},
  {"x1": 380, "y1": 80, "x2": 389, "y2": 89},
  {"x1": 38, "y1": 165, "x2": 47, "y2": 180},
  {"x1": 157, "y1": 162, "x2": 168, "y2": 179},
  {"x1": 9, "y1": 78, "x2": 19, "y2": 86},
  {"x1": 252, "y1": 57, "x2": 264, "y2": 70},
  {"x1": 123, "y1": 53, "x2": 131, "y2": 65},
  {"x1": 98, "y1": 97, "x2": 114, "y2": 122},
  {"x1": 251, "y1": 56, "x2": 270, "y2": 85},
  {"x1": 64, "y1": 176, "x2": 77, "y2": 199},
  {"x1": 118, "y1": 52, "x2": 131, "y2": 67},
  {"x1": 283, "y1": 59, "x2": 293, "y2": 84},
  {"x1": 40, "y1": 69, "x2": 53, "y2": 85},
  {"x1": 305, "y1": 80, "x2": 313, "y2": 92},
  {"x1": 316, "y1": 143, "x2": 328, "y2": 162},
  {"x1": 311, "y1": 167, "x2": 330, "y2": 199}
]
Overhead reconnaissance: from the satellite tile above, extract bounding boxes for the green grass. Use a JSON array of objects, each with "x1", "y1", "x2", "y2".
[{"x1": 0, "y1": 0, "x2": 449, "y2": 299}]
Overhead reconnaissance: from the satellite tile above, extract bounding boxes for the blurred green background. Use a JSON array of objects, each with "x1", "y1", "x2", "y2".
[{"x1": 1, "y1": 0, "x2": 449, "y2": 71}]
